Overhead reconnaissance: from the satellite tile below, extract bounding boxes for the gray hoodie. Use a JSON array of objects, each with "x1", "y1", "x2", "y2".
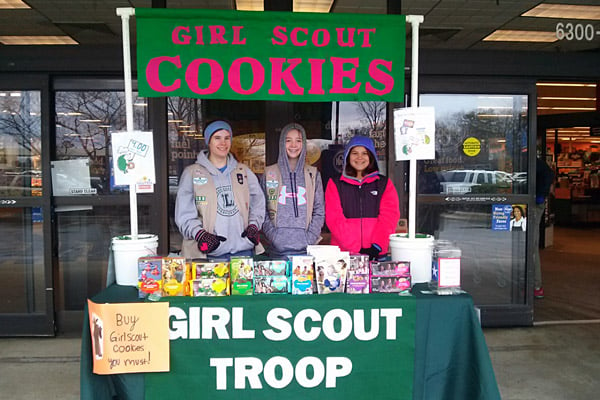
[
  {"x1": 261, "y1": 123, "x2": 325, "y2": 257},
  {"x1": 175, "y1": 150, "x2": 265, "y2": 257}
]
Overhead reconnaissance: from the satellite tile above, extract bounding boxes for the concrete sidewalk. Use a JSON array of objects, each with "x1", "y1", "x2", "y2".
[
  {"x1": 0, "y1": 337, "x2": 80, "y2": 400},
  {"x1": 1, "y1": 322, "x2": 599, "y2": 399}
]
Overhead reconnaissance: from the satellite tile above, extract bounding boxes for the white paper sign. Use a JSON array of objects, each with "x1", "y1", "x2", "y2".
[
  {"x1": 393, "y1": 107, "x2": 436, "y2": 161},
  {"x1": 51, "y1": 158, "x2": 95, "y2": 196},
  {"x1": 111, "y1": 131, "x2": 156, "y2": 186}
]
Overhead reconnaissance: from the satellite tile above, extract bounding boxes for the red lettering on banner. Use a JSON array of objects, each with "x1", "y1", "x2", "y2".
[
  {"x1": 186, "y1": 58, "x2": 224, "y2": 94},
  {"x1": 229, "y1": 57, "x2": 264, "y2": 94},
  {"x1": 269, "y1": 58, "x2": 303, "y2": 95},
  {"x1": 357, "y1": 28, "x2": 376, "y2": 47},
  {"x1": 291, "y1": 28, "x2": 308, "y2": 46},
  {"x1": 272, "y1": 26, "x2": 287, "y2": 45},
  {"x1": 271, "y1": 27, "x2": 375, "y2": 48},
  {"x1": 172, "y1": 27, "x2": 192, "y2": 45},
  {"x1": 147, "y1": 56, "x2": 182, "y2": 92},
  {"x1": 172, "y1": 26, "x2": 246, "y2": 45},
  {"x1": 194, "y1": 26, "x2": 204, "y2": 44},
  {"x1": 336, "y1": 28, "x2": 355, "y2": 47},
  {"x1": 232, "y1": 26, "x2": 247, "y2": 45},
  {"x1": 366, "y1": 60, "x2": 393, "y2": 95},
  {"x1": 308, "y1": 59, "x2": 325, "y2": 95},
  {"x1": 312, "y1": 29, "x2": 330, "y2": 47},
  {"x1": 330, "y1": 57, "x2": 360, "y2": 94},
  {"x1": 209, "y1": 26, "x2": 227, "y2": 44},
  {"x1": 144, "y1": 56, "x2": 394, "y2": 97}
]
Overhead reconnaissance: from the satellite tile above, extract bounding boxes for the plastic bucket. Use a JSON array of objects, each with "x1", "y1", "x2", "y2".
[
  {"x1": 112, "y1": 234, "x2": 158, "y2": 286},
  {"x1": 389, "y1": 233, "x2": 434, "y2": 286}
]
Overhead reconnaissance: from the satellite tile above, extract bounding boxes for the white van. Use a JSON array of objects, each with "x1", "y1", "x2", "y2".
[{"x1": 439, "y1": 170, "x2": 512, "y2": 194}]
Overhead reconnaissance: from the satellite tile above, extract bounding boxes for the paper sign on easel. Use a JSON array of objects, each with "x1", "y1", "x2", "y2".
[
  {"x1": 393, "y1": 107, "x2": 436, "y2": 161},
  {"x1": 88, "y1": 300, "x2": 170, "y2": 374},
  {"x1": 111, "y1": 131, "x2": 156, "y2": 193}
]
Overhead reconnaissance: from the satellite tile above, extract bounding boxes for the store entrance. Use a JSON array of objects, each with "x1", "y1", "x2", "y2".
[
  {"x1": 0, "y1": 79, "x2": 54, "y2": 336},
  {"x1": 535, "y1": 81, "x2": 600, "y2": 322}
]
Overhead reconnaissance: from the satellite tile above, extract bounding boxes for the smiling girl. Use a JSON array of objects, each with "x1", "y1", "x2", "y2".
[{"x1": 325, "y1": 135, "x2": 400, "y2": 260}]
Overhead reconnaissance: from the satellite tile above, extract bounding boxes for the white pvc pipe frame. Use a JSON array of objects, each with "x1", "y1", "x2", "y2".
[{"x1": 116, "y1": 8, "x2": 424, "y2": 240}]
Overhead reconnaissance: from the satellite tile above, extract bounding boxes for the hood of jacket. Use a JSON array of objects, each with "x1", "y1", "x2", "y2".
[
  {"x1": 342, "y1": 135, "x2": 379, "y2": 183},
  {"x1": 277, "y1": 123, "x2": 307, "y2": 175}
]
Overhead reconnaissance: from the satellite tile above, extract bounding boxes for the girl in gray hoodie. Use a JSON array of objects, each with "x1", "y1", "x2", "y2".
[
  {"x1": 175, "y1": 120, "x2": 265, "y2": 260},
  {"x1": 261, "y1": 123, "x2": 325, "y2": 258}
]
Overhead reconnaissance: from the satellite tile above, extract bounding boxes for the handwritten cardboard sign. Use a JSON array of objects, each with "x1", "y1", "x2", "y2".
[{"x1": 87, "y1": 300, "x2": 170, "y2": 374}]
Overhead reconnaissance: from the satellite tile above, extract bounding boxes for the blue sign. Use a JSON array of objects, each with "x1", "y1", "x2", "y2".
[{"x1": 491, "y1": 204, "x2": 512, "y2": 231}]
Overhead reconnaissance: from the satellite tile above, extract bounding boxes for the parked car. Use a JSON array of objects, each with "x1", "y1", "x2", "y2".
[{"x1": 439, "y1": 169, "x2": 513, "y2": 194}]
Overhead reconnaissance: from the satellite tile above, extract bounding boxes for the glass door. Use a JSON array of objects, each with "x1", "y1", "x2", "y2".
[
  {"x1": 414, "y1": 78, "x2": 537, "y2": 326},
  {"x1": 0, "y1": 79, "x2": 54, "y2": 335},
  {"x1": 52, "y1": 78, "x2": 158, "y2": 334}
]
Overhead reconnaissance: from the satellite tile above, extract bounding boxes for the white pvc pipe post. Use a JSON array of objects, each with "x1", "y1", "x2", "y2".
[
  {"x1": 117, "y1": 7, "x2": 138, "y2": 239},
  {"x1": 406, "y1": 15, "x2": 424, "y2": 240}
]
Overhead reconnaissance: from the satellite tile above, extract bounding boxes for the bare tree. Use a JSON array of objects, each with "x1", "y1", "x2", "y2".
[{"x1": 354, "y1": 101, "x2": 386, "y2": 131}]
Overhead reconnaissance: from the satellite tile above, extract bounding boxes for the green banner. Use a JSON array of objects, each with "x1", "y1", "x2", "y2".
[
  {"x1": 146, "y1": 294, "x2": 415, "y2": 399},
  {"x1": 136, "y1": 9, "x2": 405, "y2": 102}
]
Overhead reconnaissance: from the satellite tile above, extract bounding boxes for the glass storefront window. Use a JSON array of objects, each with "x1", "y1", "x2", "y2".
[
  {"x1": 418, "y1": 203, "x2": 526, "y2": 305},
  {"x1": 0, "y1": 91, "x2": 42, "y2": 197},
  {"x1": 418, "y1": 94, "x2": 528, "y2": 195},
  {"x1": 56, "y1": 205, "x2": 152, "y2": 312},
  {"x1": 55, "y1": 91, "x2": 148, "y2": 195},
  {"x1": 166, "y1": 99, "x2": 386, "y2": 252},
  {"x1": 333, "y1": 101, "x2": 388, "y2": 174},
  {"x1": 0, "y1": 207, "x2": 45, "y2": 313}
]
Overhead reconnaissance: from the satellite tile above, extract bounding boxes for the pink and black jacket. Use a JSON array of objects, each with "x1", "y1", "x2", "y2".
[{"x1": 325, "y1": 136, "x2": 400, "y2": 256}]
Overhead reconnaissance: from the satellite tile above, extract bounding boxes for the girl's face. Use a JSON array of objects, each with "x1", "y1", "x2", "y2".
[
  {"x1": 349, "y1": 146, "x2": 370, "y2": 175},
  {"x1": 285, "y1": 129, "x2": 303, "y2": 160},
  {"x1": 513, "y1": 207, "x2": 522, "y2": 219},
  {"x1": 208, "y1": 129, "x2": 231, "y2": 158}
]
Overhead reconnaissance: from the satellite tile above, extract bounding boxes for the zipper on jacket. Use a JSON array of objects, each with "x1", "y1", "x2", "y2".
[{"x1": 290, "y1": 172, "x2": 299, "y2": 217}]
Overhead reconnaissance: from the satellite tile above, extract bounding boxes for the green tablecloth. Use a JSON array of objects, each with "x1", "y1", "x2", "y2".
[{"x1": 81, "y1": 284, "x2": 500, "y2": 400}]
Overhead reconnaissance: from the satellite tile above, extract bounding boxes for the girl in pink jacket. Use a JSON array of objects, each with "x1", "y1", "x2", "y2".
[{"x1": 325, "y1": 136, "x2": 400, "y2": 260}]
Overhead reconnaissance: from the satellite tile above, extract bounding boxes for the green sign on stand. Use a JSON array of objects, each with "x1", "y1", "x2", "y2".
[
  {"x1": 146, "y1": 294, "x2": 415, "y2": 400},
  {"x1": 136, "y1": 9, "x2": 406, "y2": 102}
]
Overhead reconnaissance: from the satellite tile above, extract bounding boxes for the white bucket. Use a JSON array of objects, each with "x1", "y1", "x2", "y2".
[
  {"x1": 112, "y1": 234, "x2": 159, "y2": 286},
  {"x1": 389, "y1": 233, "x2": 434, "y2": 286}
]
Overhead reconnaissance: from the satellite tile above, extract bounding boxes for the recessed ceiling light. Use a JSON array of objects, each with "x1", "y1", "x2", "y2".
[
  {"x1": 294, "y1": 0, "x2": 334, "y2": 13},
  {"x1": 538, "y1": 106, "x2": 595, "y2": 111},
  {"x1": 537, "y1": 82, "x2": 596, "y2": 87},
  {"x1": 0, "y1": 36, "x2": 78, "y2": 45},
  {"x1": 483, "y1": 30, "x2": 557, "y2": 43},
  {"x1": 522, "y1": 4, "x2": 600, "y2": 20},
  {"x1": 538, "y1": 97, "x2": 596, "y2": 101},
  {"x1": 235, "y1": 0, "x2": 263, "y2": 11},
  {"x1": 0, "y1": 0, "x2": 29, "y2": 9}
]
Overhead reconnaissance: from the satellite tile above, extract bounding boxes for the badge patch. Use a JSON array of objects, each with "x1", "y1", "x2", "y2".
[
  {"x1": 370, "y1": 190, "x2": 378, "y2": 196},
  {"x1": 266, "y1": 180, "x2": 279, "y2": 188},
  {"x1": 193, "y1": 177, "x2": 208, "y2": 185},
  {"x1": 237, "y1": 173, "x2": 244, "y2": 185},
  {"x1": 195, "y1": 195, "x2": 207, "y2": 204}
]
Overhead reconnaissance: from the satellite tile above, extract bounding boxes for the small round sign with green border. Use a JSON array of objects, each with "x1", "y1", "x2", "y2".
[{"x1": 462, "y1": 137, "x2": 481, "y2": 157}]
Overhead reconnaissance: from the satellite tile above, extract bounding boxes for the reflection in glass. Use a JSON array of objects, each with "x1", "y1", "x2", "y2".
[
  {"x1": 0, "y1": 207, "x2": 45, "y2": 313},
  {"x1": 54, "y1": 91, "x2": 148, "y2": 195},
  {"x1": 418, "y1": 94, "x2": 528, "y2": 195},
  {"x1": 56, "y1": 206, "x2": 152, "y2": 312},
  {"x1": 418, "y1": 203, "x2": 526, "y2": 306},
  {"x1": 0, "y1": 91, "x2": 42, "y2": 197},
  {"x1": 334, "y1": 101, "x2": 387, "y2": 174}
]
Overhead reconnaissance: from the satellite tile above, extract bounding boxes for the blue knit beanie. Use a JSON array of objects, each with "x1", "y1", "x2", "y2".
[{"x1": 204, "y1": 120, "x2": 232, "y2": 146}]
